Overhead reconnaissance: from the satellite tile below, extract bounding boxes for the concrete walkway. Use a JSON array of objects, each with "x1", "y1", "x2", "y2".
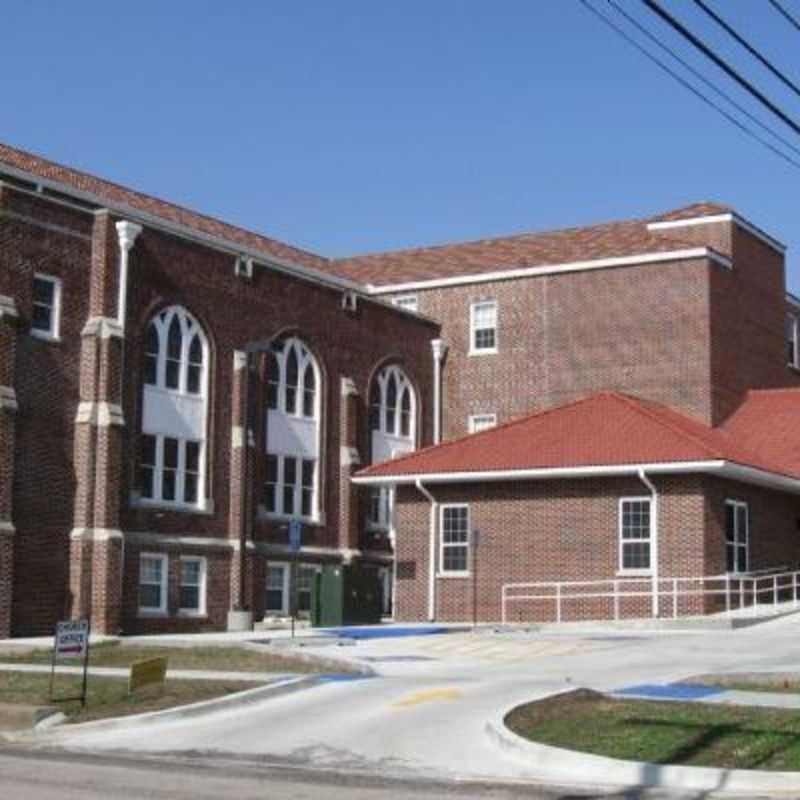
[{"x1": 0, "y1": 663, "x2": 293, "y2": 683}]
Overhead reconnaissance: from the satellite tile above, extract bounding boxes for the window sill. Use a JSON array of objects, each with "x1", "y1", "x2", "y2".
[
  {"x1": 177, "y1": 611, "x2": 208, "y2": 619},
  {"x1": 29, "y1": 330, "x2": 61, "y2": 343},
  {"x1": 257, "y1": 510, "x2": 324, "y2": 528},
  {"x1": 468, "y1": 348, "x2": 497, "y2": 357},
  {"x1": 616, "y1": 570, "x2": 653, "y2": 578},
  {"x1": 130, "y1": 496, "x2": 214, "y2": 516},
  {"x1": 436, "y1": 571, "x2": 471, "y2": 579}
]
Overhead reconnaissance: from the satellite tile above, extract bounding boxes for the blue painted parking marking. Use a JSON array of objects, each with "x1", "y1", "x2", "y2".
[
  {"x1": 615, "y1": 683, "x2": 725, "y2": 701},
  {"x1": 321, "y1": 625, "x2": 454, "y2": 640}
]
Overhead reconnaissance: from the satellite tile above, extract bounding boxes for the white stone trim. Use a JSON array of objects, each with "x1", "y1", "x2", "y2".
[
  {"x1": 354, "y1": 459, "x2": 800, "y2": 496},
  {"x1": 231, "y1": 425, "x2": 255, "y2": 450},
  {"x1": 0, "y1": 520, "x2": 15, "y2": 536},
  {"x1": 69, "y1": 527, "x2": 124, "y2": 542},
  {"x1": 0, "y1": 295, "x2": 19, "y2": 320},
  {"x1": 340, "y1": 376, "x2": 358, "y2": 397},
  {"x1": 647, "y1": 213, "x2": 786, "y2": 254},
  {"x1": 82, "y1": 316, "x2": 124, "y2": 339},
  {"x1": 75, "y1": 401, "x2": 125, "y2": 427},
  {"x1": 124, "y1": 531, "x2": 235, "y2": 550},
  {"x1": 340, "y1": 446, "x2": 361, "y2": 466},
  {"x1": 366, "y1": 248, "x2": 731, "y2": 293},
  {"x1": 0, "y1": 386, "x2": 18, "y2": 412},
  {"x1": 233, "y1": 350, "x2": 248, "y2": 372}
]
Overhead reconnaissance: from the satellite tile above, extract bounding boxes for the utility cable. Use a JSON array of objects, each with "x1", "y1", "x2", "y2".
[
  {"x1": 606, "y1": 0, "x2": 800, "y2": 159},
  {"x1": 579, "y1": 0, "x2": 800, "y2": 169},
  {"x1": 692, "y1": 0, "x2": 800, "y2": 101},
  {"x1": 768, "y1": 0, "x2": 800, "y2": 33},
  {"x1": 641, "y1": 0, "x2": 800, "y2": 138}
]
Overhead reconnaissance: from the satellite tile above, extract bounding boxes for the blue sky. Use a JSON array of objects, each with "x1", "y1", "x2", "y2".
[{"x1": 2, "y1": 2, "x2": 798, "y2": 286}]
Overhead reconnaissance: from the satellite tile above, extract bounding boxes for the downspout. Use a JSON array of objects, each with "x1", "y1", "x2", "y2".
[
  {"x1": 638, "y1": 469, "x2": 659, "y2": 618},
  {"x1": 431, "y1": 339, "x2": 447, "y2": 445},
  {"x1": 415, "y1": 479, "x2": 438, "y2": 621}
]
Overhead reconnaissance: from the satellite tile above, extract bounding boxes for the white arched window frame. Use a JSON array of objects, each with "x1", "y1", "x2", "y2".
[
  {"x1": 263, "y1": 337, "x2": 322, "y2": 523},
  {"x1": 139, "y1": 306, "x2": 210, "y2": 510},
  {"x1": 368, "y1": 365, "x2": 417, "y2": 531}
]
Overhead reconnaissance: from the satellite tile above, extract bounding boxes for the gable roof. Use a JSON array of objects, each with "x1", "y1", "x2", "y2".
[
  {"x1": 354, "y1": 391, "x2": 800, "y2": 484},
  {"x1": 332, "y1": 206, "x2": 725, "y2": 287}
]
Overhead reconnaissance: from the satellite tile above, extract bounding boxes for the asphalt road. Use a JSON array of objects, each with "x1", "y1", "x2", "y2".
[{"x1": 0, "y1": 747, "x2": 710, "y2": 800}]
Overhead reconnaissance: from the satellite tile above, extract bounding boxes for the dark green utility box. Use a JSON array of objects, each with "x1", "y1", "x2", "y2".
[{"x1": 311, "y1": 563, "x2": 383, "y2": 627}]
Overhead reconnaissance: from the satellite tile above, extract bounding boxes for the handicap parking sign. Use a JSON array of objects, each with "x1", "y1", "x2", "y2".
[{"x1": 289, "y1": 520, "x2": 302, "y2": 552}]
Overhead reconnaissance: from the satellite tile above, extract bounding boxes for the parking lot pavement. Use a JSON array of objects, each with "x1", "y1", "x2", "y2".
[{"x1": 34, "y1": 618, "x2": 800, "y2": 791}]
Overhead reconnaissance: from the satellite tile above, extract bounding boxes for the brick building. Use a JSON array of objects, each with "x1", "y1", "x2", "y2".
[{"x1": 2, "y1": 140, "x2": 800, "y2": 634}]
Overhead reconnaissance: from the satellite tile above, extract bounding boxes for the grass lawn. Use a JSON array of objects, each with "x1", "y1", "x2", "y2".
[
  {"x1": 0, "y1": 670, "x2": 258, "y2": 724},
  {"x1": 0, "y1": 641, "x2": 352, "y2": 674},
  {"x1": 505, "y1": 689, "x2": 800, "y2": 771},
  {"x1": 684, "y1": 673, "x2": 800, "y2": 695}
]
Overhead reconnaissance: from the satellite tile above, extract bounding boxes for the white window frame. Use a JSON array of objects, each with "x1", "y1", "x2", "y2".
[
  {"x1": 263, "y1": 453, "x2": 319, "y2": 523},
  {"x1": 439, "y1": 504, "x2": 471, "y2": 577},
  {"x1": 295, "y1": 563, "x2": 321, "y2": 615},
  {"x1": 618, "y1": 497, "x2": 652, "y2": 575},
  {"x1": 468, "y1": 413, "x2": 497, "y2": 433},
  {"x1": 178, "y1": 555, "x2": 207, "y2": 617},
  {"x1": 367, "y1": 485, "x2": 394, "y2": 532},
  {"x1": 138, "y1": 553, "x2": 168, "y2": 615},
  {"x1": 30, "y1": 274, "x2": 62, "y2": 341},
  {"x1": 265, "y1": 562, "x2": 290, "y2": 616},
  {"x1": 266, "y1": 337, "x2": 321, "y2": 419},
  {"x1": 725, "y1": 499, "x2": 750, "y2": 575},
  {"x1": 370, "y1": 365, "x2": 417, "y2": 440},
  {"x1": 788, "y1": 313, "x2": 799, "y2": 368},
  {"x1": 469, "y1": 299, "x2": 498, "y2": 355},
  {"x1": 139, "y1": 434, "x2": 206, "y2": 510},
  {"x1": 392, "y1": 294, "x2": 419, "y2": 313}
]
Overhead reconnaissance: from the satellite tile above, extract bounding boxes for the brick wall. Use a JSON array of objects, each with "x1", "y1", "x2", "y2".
[{"x1": 393, "y1": 474, "x2": 799, "y2": 624}]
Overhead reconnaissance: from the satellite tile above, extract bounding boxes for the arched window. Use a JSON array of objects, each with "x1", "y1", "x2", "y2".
[
  {"x1": 139, "y1": 306, "x2": 209, "y2": 509},
  {"x1": 367, "y1": 364, "x2": 417, "y2": 530},
  {"x1": 263, "y1": 337, "x2": 322, "y2": 521}
]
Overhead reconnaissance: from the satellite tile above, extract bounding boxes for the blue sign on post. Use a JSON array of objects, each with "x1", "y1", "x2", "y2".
[{"x1": 289, "y1": 520, "x2": 302, "y2": 552}]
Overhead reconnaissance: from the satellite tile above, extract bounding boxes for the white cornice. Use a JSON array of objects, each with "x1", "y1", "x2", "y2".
[
  {"x1": 365, "y1": 248, "x2": 731, "y2": 294},
  {"x1": 353, "y1": 460, "x2": 800, "y2": 495},
  {"x1": 647, "y1": 213, "x2": 786, "y2": 255}
]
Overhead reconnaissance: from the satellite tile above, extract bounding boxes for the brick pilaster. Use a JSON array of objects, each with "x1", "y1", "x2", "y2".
[
  {"x1": 339, "y1": 376, "x2": 361, "y2": 552},
  {"x1": 228, "y1": 350, "x2": 255, "y2": 611},
  {"x1": 68, "y1": 213, "x2": 139, "y2": 634}
]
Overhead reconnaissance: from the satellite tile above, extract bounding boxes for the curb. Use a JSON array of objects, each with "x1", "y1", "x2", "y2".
[
  {"x1": 38, "y1": 674, "x2": 325, "y2": 737},
  {"x1": 486, "y1": 694, "x2": 800, "y2": 796}
]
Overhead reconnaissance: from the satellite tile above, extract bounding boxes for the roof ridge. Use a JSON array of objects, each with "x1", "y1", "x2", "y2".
[
  {"x1": 355, "y1": 393, "x2": 605, "y2": 477},
  {"x1": 609, "y1": 393, "x2": 727, "y2": 460},
  {"x1": 743, "y1": 387, "x2": 800, "y2": 396}
]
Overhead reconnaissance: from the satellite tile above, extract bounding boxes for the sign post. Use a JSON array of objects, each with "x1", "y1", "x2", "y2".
[
  {"x1": 288, "y1": 519, "x2": 302, "y2": 638},
  {"x1": 50, "y1": 619, "x2": 91, "y2": 707}
]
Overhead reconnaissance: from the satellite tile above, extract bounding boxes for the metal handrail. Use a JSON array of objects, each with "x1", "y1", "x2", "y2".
[{"x1": 501, "y1": 569, "x2": 800, "y2": 624}]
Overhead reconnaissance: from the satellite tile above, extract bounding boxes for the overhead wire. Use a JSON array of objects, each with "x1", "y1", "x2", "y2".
[
  {"x1": 767, "y1": 0, "x2": 800, "y2": 33},
  {"x1": 692, "y1": 0, "x2": 800, "y2": 101},
  {"x1": 577, "y1": 0, "x2": 800, "y2": 170},
  {"x1": 606, "y1": 0, "x2": 800, "y2": 160},
  {"x1": 641, "y1": 0, "x2": 800, "y2": 139}
]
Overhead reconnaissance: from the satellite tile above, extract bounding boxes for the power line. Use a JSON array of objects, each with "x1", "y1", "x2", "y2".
[
  {"x1": 768, "y1": 0, "x2": 800, "y2": 32},
  {"x1": 692, "y1": 0, "x2": 800, "y2": 100},
  {"x1": 578, "y1": 0, "x2": 800, "y2": 169},
  {"x1": 606, "y1": 0, "x2": 800, "y2": 159},
  {"x1": 641, "y1": 0, "x2": 800, "y2": 139}
]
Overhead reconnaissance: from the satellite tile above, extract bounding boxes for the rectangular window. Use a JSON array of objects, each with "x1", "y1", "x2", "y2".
[
  {"x1": 392, "y1": 294, "x2": 419, "y2": 313},
  {"x1": 787, "y1": 314, "x2": 799, "y2": 367},
  {"x1": 263, "y1": 454, "x2": 317, "y2": 520},
  {"x1": 265, "y1": 563, "x2": 289, "y2": 614},
  {"x1": 31, "y1": 274, "x2": 61, "y2": 340},
  {"x1": 179, "y1": 556, "x2": 206, "y2": 616},
  {"x1": 296, "y1": 565, "x2": 319, "y2": 613},
  {"x1": 470, "y1": 300, "x2": 497, "y2": 354},
  {"x1": 440, "y1": 505, "x2": 470, "y2": 575},
  {"x1": 138, "y1": 435, "x2": 204, "y2": 507},
  {"x1": 725, "y1": 500, "x2": 749, "y2": 574},
  {"x1": 619, "y1": 498, "x2": 652, "y2": 572},
  {"x1": 367, "y1": 487, "x2": 392, "y2": 530},
  {"x1": 468, "y1": 413, "x2": 497, "y2": 433},
  {"x1": 139, "y1": 554, "x2": 168, "y2": 614}
]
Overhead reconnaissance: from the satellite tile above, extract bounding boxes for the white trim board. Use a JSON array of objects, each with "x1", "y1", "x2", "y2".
[
  {"x1": 353, "y1": 460, "x2": 800, "y2": 495},
  {"x1": 647, "y1": 213, "x2": 786, "y2": 254},
  {"x1": 365, "y1": 248, "x2": 731, "y2": 294}
]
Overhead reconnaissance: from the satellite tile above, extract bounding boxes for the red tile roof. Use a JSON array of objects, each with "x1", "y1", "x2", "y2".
[
  {"x1": 649, "y1": 201, "x2": 732, "y2": 222},
  {"x1": 0, "y1": 143, "x2": 331, "y2": 274},
  {"x1": 355, "y1": 391, "x2": 800, "y2": 481},
  {"x1": 332, "y1": 209, "x2": 721, "y2": 286}
]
